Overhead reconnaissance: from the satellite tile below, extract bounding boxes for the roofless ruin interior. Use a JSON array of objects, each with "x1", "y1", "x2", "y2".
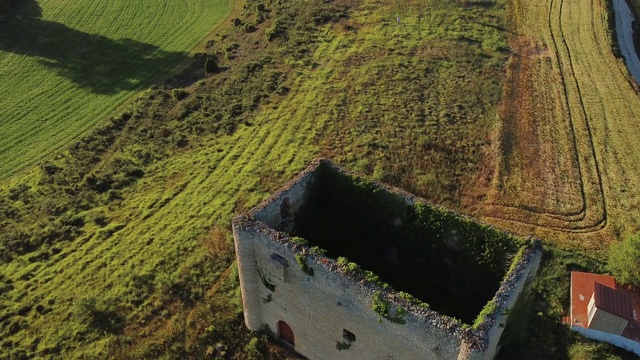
[{"x1": 273, "y1": 161, "x2": 522, "y2": 324}]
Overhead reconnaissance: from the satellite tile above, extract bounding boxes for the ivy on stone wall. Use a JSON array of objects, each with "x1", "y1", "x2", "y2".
[
  {"x1": 256, "y1": 266, "x2": 275, "y2": 292},
  {"x1": 472, "y1": 299, "x2": 497, "y2": 329},
  {"x1": 371, "y1": 291, "x2": 406, "y2": 324},
  {"x1": 397, "y1": 291, "x2": 430, "y2": 310},
  {"x1": 335, "y1": 340, "x2": 351, "y2": 351},
  {"x1": 295, "y1": 253, "x2": 314, "y2": 276}
]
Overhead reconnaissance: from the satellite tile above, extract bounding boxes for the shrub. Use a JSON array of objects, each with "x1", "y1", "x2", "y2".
[
  {"x1": 204, "y1": 56, "x2": 219, "y2": 74},
  {"x1": 295, "y1": 253, "x2": 314, "y2": 276},
  {"x1": 310, "y1": 246, "x2": 326, "y2": 255},
  {"x1": 243, "y1": 337, "x2": 265, "y2": 360},
  {"x1": 608, "y1": 232, "x2": 640, "y2": 286},
  {"x1": 290, "y1": 236, "x2": 308, "y2": 246},
  {"x1": 89, "y1": 211, "x2": 108, "y2": 227},
  {"x1": 371, "y1": 291, "x2": 406, "y2": 324},
  {"x1": 266, "y1": 20, "x2": 286, "y2": 41},
  {"x1": 371, "y1": 291, "x2": 389, "y2": 318},
  {"x1": 242, "y1": 23, "x2": 257, "y2": 33},
  {"x1": 171, "y1": 88, "x2": 188, "y2": 101}
]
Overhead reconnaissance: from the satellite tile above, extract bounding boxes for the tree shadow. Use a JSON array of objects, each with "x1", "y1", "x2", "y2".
[{"x1": 0, "y1": 0, "x2": 186, "y2": 95}]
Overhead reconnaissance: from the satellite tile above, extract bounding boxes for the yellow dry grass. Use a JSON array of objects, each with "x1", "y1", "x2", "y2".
[{"x1": 478, "y1": 0, "x2": 640, "y2": 252}]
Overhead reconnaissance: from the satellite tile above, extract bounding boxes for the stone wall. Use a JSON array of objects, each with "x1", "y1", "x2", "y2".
[
  {"x1": 234, "y1": 222, "x2": 465, "y2": 359},
  {"x1": 232, "y1": 159, "x2": 543, "y2": 360},
  {"x1": 470, "y1": 243, "x2": 542, "y2": 359}
]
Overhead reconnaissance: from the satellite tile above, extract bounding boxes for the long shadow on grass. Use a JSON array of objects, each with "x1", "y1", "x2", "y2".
[{"x1": 0, "y1": 0, "x2": 186, "y2": 95}]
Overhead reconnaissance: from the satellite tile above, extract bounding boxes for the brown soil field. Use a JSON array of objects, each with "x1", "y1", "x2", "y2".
[{"x1": 476, "y1": 0, "x2": 640, "y2": 253}]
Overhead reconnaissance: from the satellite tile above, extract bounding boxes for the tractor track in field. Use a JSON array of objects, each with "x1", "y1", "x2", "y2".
[{"x1": 480, "y1": 0, "x2": 608, "y2": 235}]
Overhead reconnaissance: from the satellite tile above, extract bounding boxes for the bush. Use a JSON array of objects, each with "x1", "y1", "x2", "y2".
[
  {"x1": 204, "y1": 56, "x2": 219, "y2": 74},
  {"x1": 242, "y1": 23, "x2": 257, "y2": 33},
  {"x1": 243, "y1": 336, "x2": 265, "y2": 360},
  {"x1": 88, "y1": 211, "x2": 108, "y2": 227},
  {"x1": 266, "y1": 20, "x2": 286, "y2": 41},
  {"x1": 608, "y1": 232, "x2": 640, "y2": 286},
  {"x1": 171, "y1": 88, "x2": 188, "y2": 101}
]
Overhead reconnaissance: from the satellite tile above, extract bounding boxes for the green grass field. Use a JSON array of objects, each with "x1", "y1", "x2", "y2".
[
  {"x1": 0, "y1": 0, "x2": 514, "y2": 357},
  {"x1": 0, "y1": 0, "x2": 637, "y2": 358},
  {"x1": 0, "y1": 0, "x2": 230, "y2": 178}
]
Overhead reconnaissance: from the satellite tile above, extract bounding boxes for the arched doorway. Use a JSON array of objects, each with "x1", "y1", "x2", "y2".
[{"x1": 278, "y1": 320, "x2": 294, "y2": 347}]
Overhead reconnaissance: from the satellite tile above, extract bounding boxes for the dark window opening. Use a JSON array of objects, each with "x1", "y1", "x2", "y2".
[
  {"x1": 270, "y1": 253, "x2": 289, "y2": 267},
  {"x1": 343, "y1": 329, "x2": 356, "y2": 342}
]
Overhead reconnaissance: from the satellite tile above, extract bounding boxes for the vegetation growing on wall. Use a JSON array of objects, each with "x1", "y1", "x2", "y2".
[
  {"x1": 371, "y1": 291, "x2": 406, "y2": 324},
  {"x1": 294, "y1": 253, "x2": 314, "y2": 276},
  {"x1": 292, "y1": 163, "x2": 522, "y2": 324},
  {"x1": 471, "y1": 244, "x2": 529, "y2": 329},
  {"x1": 335, "y1": 340, "x2": 352, "y2": 351},
  {"x1": 472, "y1": 299, "x2": 498, "y2": 329},
  {"x1": 256, "y1": 266, "x2": 276, "y2": 292}
]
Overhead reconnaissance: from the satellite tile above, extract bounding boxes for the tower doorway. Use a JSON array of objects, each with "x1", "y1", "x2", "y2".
[{"x1": 278, "y1": 320, "x2": 295, "y2": 347}]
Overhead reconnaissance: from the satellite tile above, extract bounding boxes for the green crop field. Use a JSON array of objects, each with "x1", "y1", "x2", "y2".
[{"x1": 0, "y1": 0, "x2": 231, "y2": 178}]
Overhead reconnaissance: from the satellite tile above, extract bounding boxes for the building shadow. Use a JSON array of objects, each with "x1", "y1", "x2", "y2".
[{"x1": 0, "y1": 0, "x2": 186, "y2": 95}]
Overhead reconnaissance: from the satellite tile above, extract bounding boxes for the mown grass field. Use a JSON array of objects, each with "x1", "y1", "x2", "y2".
[
  {"x1": 0, "y1": 0, "x2": 514, "y2": 357},
  {"x1": 0, "y1": 0, "x2": 637, "y2": 359},
  {"x1": 478, "y1": 0, "x2": 640, "y2": 253},
  {"x1": 0, "y1": 0, "x2": 231, "y2": 178}
]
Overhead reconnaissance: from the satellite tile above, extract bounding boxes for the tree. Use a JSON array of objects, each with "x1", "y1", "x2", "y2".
[{"x1": 608, "y1": 232, "x2": 640, "y2": 286}]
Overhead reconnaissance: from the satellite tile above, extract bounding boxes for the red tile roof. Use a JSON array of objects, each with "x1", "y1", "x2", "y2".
[
  {"x1": 571, "y1": 271, "x2": 640, "y2": 343},
  {"x1": 594, "y1": 282, "x2": 634, "y2": 321},
  {"x1": 571, "y1": 272, "x2": 616, "y2": 329}
]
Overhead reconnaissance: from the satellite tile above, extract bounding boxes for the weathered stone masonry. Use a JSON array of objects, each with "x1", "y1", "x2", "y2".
[{"x1": 232, "y1": 159, "x2": 542, "y2": 360}]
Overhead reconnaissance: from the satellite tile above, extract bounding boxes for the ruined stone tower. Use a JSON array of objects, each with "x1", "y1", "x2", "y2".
[{"x1": 232, "y1": 159, "x2": 542, "y2": 360}]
